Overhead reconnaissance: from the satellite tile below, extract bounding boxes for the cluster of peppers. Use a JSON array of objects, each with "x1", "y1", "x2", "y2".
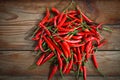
[{"x1": 32, "y1": 5, "x2": 107, "y2": 80}]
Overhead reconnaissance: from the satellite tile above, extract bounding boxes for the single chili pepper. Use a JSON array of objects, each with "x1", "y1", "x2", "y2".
[
  {"x1": 77, "y1": 6, "x2": 92, "y2": 23},
  {"x1": 64, "y1": 39, "x2": 81, "y2": 44},
  {"x1": 83, "y1": 65, "x2": 87, "y2": 80},
  {"x1": 72, "y1": 35, "x2": 83, "y2": 40},
  {"x1": 57, "y1": 51, "x2": 63, "y2": 71},
  {"x1": 77, "y1": 47, "x2": 82, "y2": 65},
  {"x1": 34, "y1": 45, "x2": 39, "y2": 51},
  {"x1": 96, "y1": 23, "x2": 103, "y2": 29},
  {"x1": 92, "y1": 54, "x2": 98, "y2": 69},
  {"x1": 59, "y1": 42, "x2": 69, "y2": 58},
  {"x1": 41, "y1": 52, "x2": 55, "y2": 65},
  {"x1": 36, "y1": 54, "x2": 46, "y2": 66},
  {"x1": 48, "y1": 65, "x2": 58, "y2": 80},
  {"x1": 38, "y1": 38, "x2": 45, "y2": 52},
  {"x1": 68, "y1": 14, "x2": 77, "y2": 19},
  {"x1": 62, "y1": 62, "x2": 69, "y2": 73},
  {"x1": 57, "y1": 14, "x2": 67, "y2": 28},
  {"x1": 85, "y1": 41, "x2": 92, "y2": 61},
  {"x1": 47, "y1": 37, "x2": 63, "y2": 55},
  {"x1": 40, "y1": 8, "x2": 50, "y2": 25},
  {"x1": 43, "y1": 35, "x2": 55, "y2": 52},
  {"x1": 32, "y1": 31, "x2": 42, "y2": 40},
  {"x1": 51, "y1": 7, "x2": 60, "y2": 15},
  {"x1": 62, "y1": 41, "x2": 71, "y2": 57},
  {"x1": 54, "y1": 16, "x2": 58, "y2": 27},
  {"x1": 85, "y1": 36, "x2": 100, "y2": 45},
  {"x1": 58, "y1": 12, "x2": 64, "y2": 23},
  {"x1": 81, "y1": 45, "x2": 85, "y2": 54},
  {"x1": 68, "y1": 42, "x2": 85, "y2": 47},
  {"x1": 98, "y1": 40, "x2": 107, "y2": 48},
  {"x1": 65, "y1": 58, "x2": 73, "y2": 74},
  {"x1": 73, "y1": 53, "x2": 78, "y2": 64}
]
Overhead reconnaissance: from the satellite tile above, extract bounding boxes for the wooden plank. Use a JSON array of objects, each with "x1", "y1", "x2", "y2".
[
  {"x1": 0, "y1": 25, "x2": 119, "y2": 50},
  {"x1": 0, "y1": 76, "x2": 120, "y2": 80},
  {"x1": 0, "y1": 0, "x2": 120, "y2": 26},
  {"x1": 0, "y1": 51, "x2": 120, "y2": 76}
]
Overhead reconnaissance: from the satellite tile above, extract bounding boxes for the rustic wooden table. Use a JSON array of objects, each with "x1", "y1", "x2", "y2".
[{"x1": 0, "y1": 0, "x2": 120, "y2": 80}]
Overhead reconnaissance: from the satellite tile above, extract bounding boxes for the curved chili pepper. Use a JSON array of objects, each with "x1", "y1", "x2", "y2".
[
  {"x1": 98, "y1": 40, "x2": 107, "y2": 48},
  {"x1": 48, "y1": 65, "x2": 58, "y2": 80},
  {"x1": 51, "y1": 7, "x2": 60, "y2": 15},
  {"x1": 36, "y1": 54, "x2": 46, "y2": 66},
  {"x1": 41, "y1": 52, "x2": 55, "y2": 65},
  {"x1": 38, "y1": 38, "x2": 45, "y2": 52},
  {"x1": 40, "y1": 8, "x2": 50, "y2": 25},
  {"x1": 43, "y1": 35, "x2": 55, "y2": 51}
]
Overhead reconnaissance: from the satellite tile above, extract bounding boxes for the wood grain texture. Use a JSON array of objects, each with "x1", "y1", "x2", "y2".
[
  {"x1": 0, "y1": 76, "x2": 120, "y2": 80},
  {"x1": 0, "y1": 25, "x2": 119, "y2": 50},
  {"x1": 0, "y1": 51, "x2": 120, "y2": 76},
  {"x1": 0, "y1": 0, "x2": 120, "y2": 26}
]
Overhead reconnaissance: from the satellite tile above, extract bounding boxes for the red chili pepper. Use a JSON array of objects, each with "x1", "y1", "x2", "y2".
[
  {"x1": 85, "y1": 41, "x2": 92, "y2": 61},
  {"x1": 48, "y1": 65, "x2": 58, "y2": 80},
  {"x1": 68, "y1": 42, "x2": 85, "y2": 47},
  {"x1": 36, "y1": 54, "x2": 46, "y2": 66},
  {"x1": 38, "y1": 38, "x2": 45, "y2": 52},
  {"x1": 73, "y1": 53, "x2": 78, "y2": 64},
  {"x1": 40, "y1": 8, "x2": 50, "y2": 25},
  {"x1": 59, "y1": 42, "x2": 69, "y2": 58},
  {"x1": 41, "y1": 52, "x2": 54, "y2": 65},
  {"x1": 43, "y1": 35, "x2": 55, "y2": 51},
  {"x1": 77, "y1": 47, "x2": 82, "y2": 65},
  {"x1": 57, "y1": 14, "x2": 67, "y2": 28},
  {"x1": 54, "y1": 16, "x2": 58, "y2": 27},
  {"x1": 58, "y1": 12, "x2": 64, "y2": 23},
  {"x1": 39, "y1": 23, "x2": 51, "y2": 36},
  {"x1": 57, "y1": 51, "x2": 63, "y2": 70},
  {"x1": 62, "y1": 62, "x2": 68, "y2": 73},
  {"x1": 65, "y1": 39, "x2": 81, "y2": 44},
  {"x1": 65, "y1": 58, "x2": 73, "y2": 74},
  {"x1": 98, "y1": 40, "x2": 107, "y2": 48},
  {"x1": 72, "y1": 35, "x2": 83, "y2": 40},
  {"x1": 92, "y1": 54, "x2": 98, "y2": 69},
  {"x1": 83, "y1": 65, "x2": 87, "y2": 80},
  {"x1": 51, "y1": 7, "x2": 60, "y2": 15},
  {"x1": 77, "y1": 6, "x2": 92, "y2": 23},
  {"x1": 34, "y1": 45, "x2": 39, "y2": 51}
]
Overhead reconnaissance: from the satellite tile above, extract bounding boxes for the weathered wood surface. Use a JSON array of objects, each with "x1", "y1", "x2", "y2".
[
  {"x1": 0, "y1": 51, "x2": 120, "y2": 76},
  {"x1": 0, "y1": 25, "x2": 119, "y2": 50},
  {"x1": 0, "y1": 0, "x2": 120, "y2": 26},
  {"x1": 0, "y1": 76, "x2": 120, "y2": 80},
  {"x1": 0, "y1": 0, "x2": 120, "y2": 80}
]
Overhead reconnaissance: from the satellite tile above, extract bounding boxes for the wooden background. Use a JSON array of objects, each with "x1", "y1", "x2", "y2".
[{"x1": 0, "y1": 0, "x2": 120, "y2": 80}]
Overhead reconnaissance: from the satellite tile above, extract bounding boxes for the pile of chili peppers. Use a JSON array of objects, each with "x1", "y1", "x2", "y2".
[{"x1": 32, "y1": 6, "x2": 107, "y2": 80}]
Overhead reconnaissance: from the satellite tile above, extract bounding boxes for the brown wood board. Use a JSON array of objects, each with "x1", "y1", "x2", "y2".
[{"x1": 0, "y1": 51, "x2": 120, "y2": 76}]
